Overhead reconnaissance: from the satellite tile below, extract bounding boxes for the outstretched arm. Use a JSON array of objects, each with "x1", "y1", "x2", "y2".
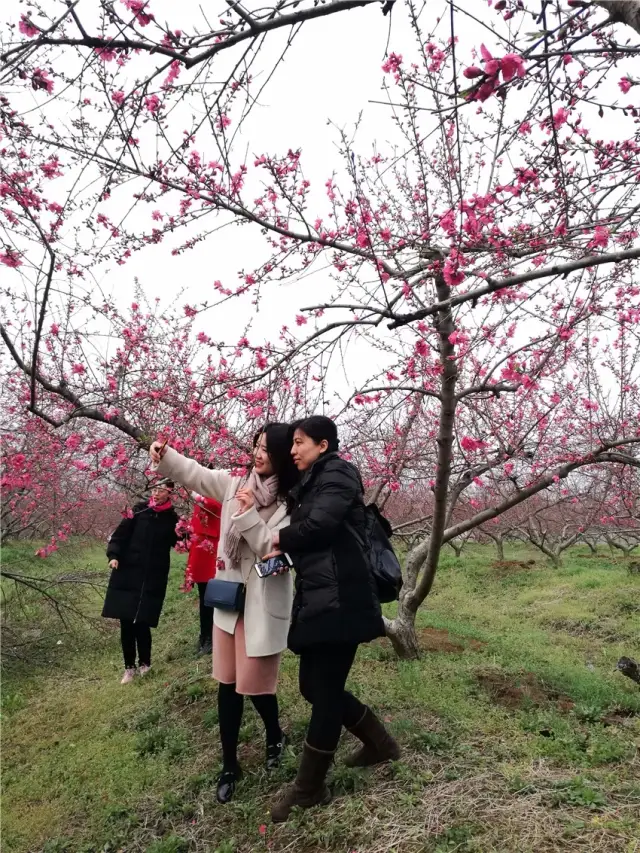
[{"x1": 151, "y1": 443, "x2": 232, "y2": 503}]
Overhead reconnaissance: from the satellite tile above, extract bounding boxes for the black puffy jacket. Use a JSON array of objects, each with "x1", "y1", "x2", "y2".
[
  {"x1": 102, "y1": 502, "x2": 179, "y2": 628},
  {"x1": 278, "y1": 452, "x2": 384, "y2": 653}
]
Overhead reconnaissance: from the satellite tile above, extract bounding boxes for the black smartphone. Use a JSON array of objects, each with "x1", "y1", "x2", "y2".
[{"x1": 254, "y1": 553, "x2": 293, "y2": 578}]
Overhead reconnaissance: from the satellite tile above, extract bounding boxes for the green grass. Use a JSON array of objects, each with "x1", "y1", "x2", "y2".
[{"x1": 2, "y1": 541, "x2": 639, "y2": 853}]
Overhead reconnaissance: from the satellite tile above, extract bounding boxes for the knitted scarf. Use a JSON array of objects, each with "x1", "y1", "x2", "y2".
[
  {"x1": 224, "y1": 470, "x2": 279, "y2": 569},
  {"x1": 148, "y1": 498, "x2": 173, "y2": 512}
]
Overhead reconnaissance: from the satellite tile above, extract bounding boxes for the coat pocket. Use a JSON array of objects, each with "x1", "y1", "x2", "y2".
[{"x1": 263, "y1": 572, "x2": 293, "y2": 620}]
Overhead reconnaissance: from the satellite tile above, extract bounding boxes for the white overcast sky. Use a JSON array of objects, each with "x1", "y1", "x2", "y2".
[
  {"x1": 2, "y1": 0, "x2": 435, "y2": 397},
  {"x1": 2, "y1": 0, "x2": 637, "y2": 401},
  {"x1": 107, "y1": 0, "x2": 419, "y2": 350}
]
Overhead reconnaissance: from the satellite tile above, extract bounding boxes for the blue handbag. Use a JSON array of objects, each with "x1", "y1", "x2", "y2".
[{"x1": 204, "y1": 578, "x2": 246, "y2": 613}]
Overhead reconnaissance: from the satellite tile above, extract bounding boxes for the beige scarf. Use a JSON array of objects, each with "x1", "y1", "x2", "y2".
[{"x1": 224, "y1": 470, "x2": 279, "y2": 569}]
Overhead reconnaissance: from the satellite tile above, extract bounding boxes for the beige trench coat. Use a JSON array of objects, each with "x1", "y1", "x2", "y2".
[{"x1": 156, "y1": 447, "x2": 293, "y2": 657}]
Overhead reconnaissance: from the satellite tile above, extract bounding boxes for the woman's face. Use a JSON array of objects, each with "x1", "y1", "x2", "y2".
[
  {"x1": 254, "y1": 433, "x2": 275, "y2": 477},
  {"x1": 152, "y1": 485, "x2": 171, "y2": 503},
  {"x1": 291, "y1": 428, "x2": 328, "y2": 471}
]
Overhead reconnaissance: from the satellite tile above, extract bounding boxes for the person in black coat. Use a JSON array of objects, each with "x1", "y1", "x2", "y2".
[
  {"x1": 268, "y1": 416, "x2": 400, "y2": 822},
  {"x1": 102, "y1": 478, "x2": 180, "y2": 683}
]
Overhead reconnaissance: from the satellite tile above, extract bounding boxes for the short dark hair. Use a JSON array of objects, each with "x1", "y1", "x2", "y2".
[
  {"x1": 154, "y1": 478, "x2": 174, "y2": 489},
  {"x1": 291, "y1": 415, "x2": 340, "y2": 454},
  {"x1": 253, "y1": 422, "x2": 299, "y2": 497}
]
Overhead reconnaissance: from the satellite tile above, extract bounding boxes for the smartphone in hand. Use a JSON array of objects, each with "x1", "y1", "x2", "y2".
[{"x1": 254, "y1": 553, "x2": 293, "y2": 578}]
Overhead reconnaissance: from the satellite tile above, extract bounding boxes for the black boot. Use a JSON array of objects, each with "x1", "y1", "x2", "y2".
[
  {"x1": 345, "y1": 707, "x2": 401, "y2": 767},
  {"x1": 271, "y1": 742, "x2": 334, "y2": 823},
  {"x1": 216, "y1": 766, "x2": 243, "y2": 804},
  {"x1": 266, "y1": 732, "x2": 288, "y2": 771},
  {"x1": 198, "y1": 636, "x2": 213, "y2": 656}
]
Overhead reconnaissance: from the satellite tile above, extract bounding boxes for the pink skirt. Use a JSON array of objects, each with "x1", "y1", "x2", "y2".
[{"x1": 212, "y1": 617, "x2": 281, "y2": 695}]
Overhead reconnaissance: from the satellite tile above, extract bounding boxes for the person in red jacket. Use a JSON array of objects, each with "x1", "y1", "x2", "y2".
[{"x1": 183, "y1": 493, "x2": 222, "y2": 655}]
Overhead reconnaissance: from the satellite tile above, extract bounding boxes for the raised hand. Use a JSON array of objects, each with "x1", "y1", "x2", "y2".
[
  {"x1": 235, "y1": 487, "x2": 255, "y2": 513},
  {"x1": 261, "y1": 530, "x2": 282, "y2": 561},
  {"x1": 149, "y1": 440, "x2": 168, "y2": 465}
]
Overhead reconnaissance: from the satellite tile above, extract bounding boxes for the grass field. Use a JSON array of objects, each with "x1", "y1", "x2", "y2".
[{"x1": 2, "y1": 541, "x2": 639, "y2": 853}]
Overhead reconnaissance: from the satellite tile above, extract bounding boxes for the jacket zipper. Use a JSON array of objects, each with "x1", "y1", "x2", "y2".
[
  {"x1": 134, "y1": 509, "x2": 154, "y2": 624},
  {"x1": 133, "y1": 577, "x2": 146, "y2": 624}
]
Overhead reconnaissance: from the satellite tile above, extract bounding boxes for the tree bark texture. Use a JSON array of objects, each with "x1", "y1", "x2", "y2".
[
  {"x1": 595, "y1": 1, "x2": 640, "y2": 35},
  {"x1": 385, "y1": 274, "x2": 458, "y2": 658}
]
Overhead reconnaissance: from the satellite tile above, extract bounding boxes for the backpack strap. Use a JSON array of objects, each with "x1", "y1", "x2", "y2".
[
  {"x1": 344, "y1": 519, "x2": 366, "y2": 550},
  {"x1": 344, "y1": 496, "x2": 370, "y2": 550},
  {"x1": 343, "y1": 488, "x2": 370, "y2": 550}
]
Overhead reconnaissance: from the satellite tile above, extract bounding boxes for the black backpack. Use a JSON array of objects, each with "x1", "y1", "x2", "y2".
[{"x1": 347, "y1": 503, "x2": 403, "y2": 604}]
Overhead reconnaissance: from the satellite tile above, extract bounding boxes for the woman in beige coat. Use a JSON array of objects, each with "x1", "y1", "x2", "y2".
[{"x1": 150, "y1": 423, "x2": 298, "y2": 803}]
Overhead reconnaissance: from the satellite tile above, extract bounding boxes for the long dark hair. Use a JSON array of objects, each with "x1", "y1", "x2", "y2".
[
  {"x1": 290, "y1": 415, "x2": 340, "y2": 454},
  {"x1": 253, "y1": 422, "x2": 299, "y2": 497}
]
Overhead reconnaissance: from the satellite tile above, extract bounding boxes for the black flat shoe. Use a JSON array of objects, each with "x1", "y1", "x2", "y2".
[
  {"x1": 216, "y1": 767, "x2": 242, "y2": 804},
  {"x1": 266, "y1": 733, "x2": 288, "y2": 772}
]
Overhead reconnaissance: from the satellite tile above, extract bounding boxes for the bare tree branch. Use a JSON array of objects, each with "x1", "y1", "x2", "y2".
[
  {"x1": 442, "y1": 446, "x2": 640, "y2": 543},
  {"x1": 1, "y1": 0, "x2": 382, "y2": 69},
  {"x1": 388, "y1": 247, "x2": 640, "y2": 329},
  {"x1": 0, "y1": 323, "x2": 146, "y2": 444}
]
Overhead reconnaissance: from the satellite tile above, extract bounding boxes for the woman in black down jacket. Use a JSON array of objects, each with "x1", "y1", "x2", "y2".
[
  {"x1": 102, "y1": 478, "x2": 180, "y2": 683},
  {"x1": 269, "y1": 416, "x2": 400, "y2": 822}
]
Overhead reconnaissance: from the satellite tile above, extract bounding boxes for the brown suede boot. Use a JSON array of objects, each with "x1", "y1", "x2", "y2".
[
  {"x1": 345, "y1": 707, "x2": 401, "y2": 768},
  {"x1": 270, "y1": 741, "x2": 334, "y2": 823}
]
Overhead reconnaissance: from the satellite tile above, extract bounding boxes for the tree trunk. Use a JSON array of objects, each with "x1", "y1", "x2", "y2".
[
  {"x1": 385, "y1": 600, "x2": 421, "y2": 660},
  {"x1": 483, "y1": 529, "x2": 505, "y2": 560},
  {"x1": 528, "y1": 537, "x2": 561, "y2": 567},
  {"x1": 605, "y1": 536, "x2": 639, "y2": 558},
  {"x1": 595, "y1": 1, "x2": 640, "y2": 35},
  {"x1": 383, "y1": 273, "x2": 458, "y2": 660},
  {"x1": 537, "y1": 545, "x2": 561, "y2": 567},
  {"x1": 385, "y1": 537, "x2": 429, "y2": 659},
  {"x1": 449, "y1": 539, "x2": 464, "y2": 558}
]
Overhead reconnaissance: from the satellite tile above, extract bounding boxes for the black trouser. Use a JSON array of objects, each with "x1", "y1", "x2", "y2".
[
  {"x1": 298, "y1": 643, "x2": 367, "y2": 751},
  {"x1": 120, "y1": 620, "x2": 152, "y2": 668},
  {"x1": 218, "y1": 682, "x2": 282, "y2": 772},
  {"x1": 197, "y1": 582, "x2": 214, "y2": 644}
]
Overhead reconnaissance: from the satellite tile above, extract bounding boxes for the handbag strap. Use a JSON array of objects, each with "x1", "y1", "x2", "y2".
[
  {"x1": 239, "y1": 539, "x2": 261, "y2": 586},
  {"x1": 215, "y1": 558, "x2": 251, "y2": 588}
]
